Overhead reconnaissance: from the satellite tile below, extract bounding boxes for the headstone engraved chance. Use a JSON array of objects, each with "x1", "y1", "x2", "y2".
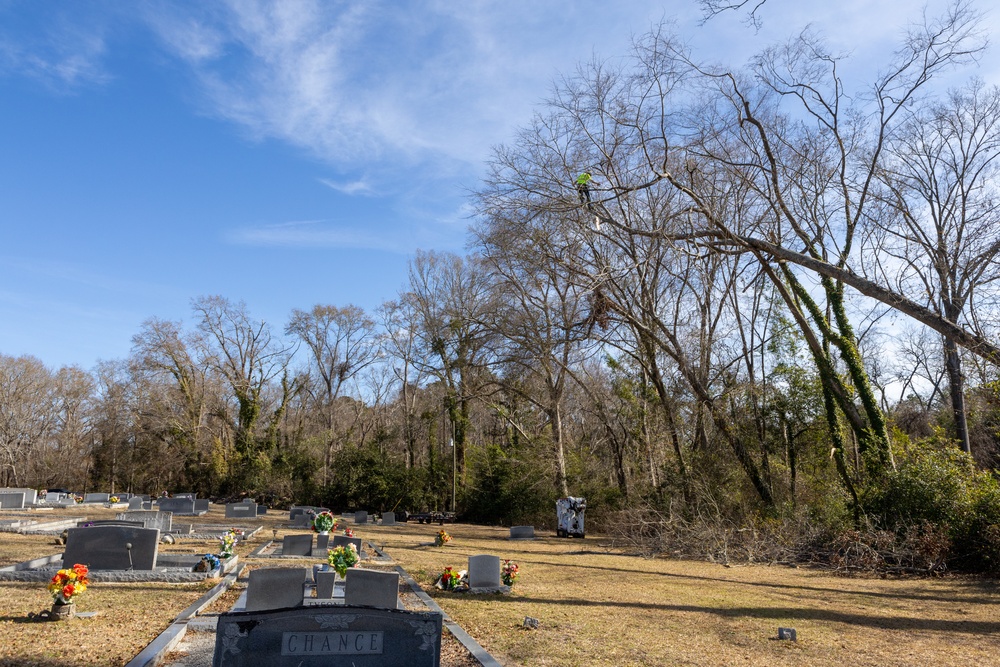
[
  {"x1": 118, "y1": 510, "x2": 173, "y2": 533},
  {"x1": 468, "y1": 554, "x2": 501, "y2": 589},
  {"x1": 354, "y1": 510, "x2": 368, "y2": 525},
  {"x1": 245, "y1": 568, "x2": 307, "y2": 612},
  {"x1": 0, "y1": 492, "x2": 26, "y2": 509},
  {"x1": 282, "y1": 534, "x2": 313, "y2": 557},
  {"x1": 226, "y1": 503, "x2": 257, "y2": 519},
  {"x1": 381, "y1": 512, "x2": 396, "y2": 526},
  {"x1": 345, "y1": 569, "x2": 400, "y2": 610},
  {"x1": 63, "y1": 525, "x2": 159, "y2": 570},
  {"x1": 158, "y1": 497, "x2": 196, "y2": 515},
  {"x1": 509, "y1": 525, "x2": 535, "y2": 539},
  {"x1": 83, "y1": 493, "x2": 110, "y2": 503},
  {"x1": 212, "y1": 605, "x2": 442, "y2": 667}
]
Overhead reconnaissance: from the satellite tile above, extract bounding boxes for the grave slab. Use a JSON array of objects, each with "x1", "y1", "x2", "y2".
[{"x1": 0, "y1": 492, "x2": 26, "y2": 509}]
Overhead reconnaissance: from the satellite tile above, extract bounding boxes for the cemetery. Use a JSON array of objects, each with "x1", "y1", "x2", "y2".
[{"x1": 0, "y1": 499, "x2": 997, "y2": 666}]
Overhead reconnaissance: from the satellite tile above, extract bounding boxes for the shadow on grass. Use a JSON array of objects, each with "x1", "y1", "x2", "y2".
[
  {"x1": 512, "y1": 557, "x2": 1000, "y2": 606},
  {"x1": 484, "y1": 594, "x2": 1000, "y2": 634}
]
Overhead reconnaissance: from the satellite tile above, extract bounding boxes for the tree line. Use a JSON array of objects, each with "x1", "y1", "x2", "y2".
[{"x1": 3, "y1": 1, "x2": 1000, "y2": 570}]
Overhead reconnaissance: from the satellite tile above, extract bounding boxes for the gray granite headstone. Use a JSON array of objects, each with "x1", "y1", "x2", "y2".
[
  {"x1": 212, "y1": 605, "x2": 442, "y2": 667},
  {"x1": 158, "y1": 497, "x2": 196, "y2": 515},
  {"x1": 127, "y1": 497, "x2": 145, "y2": 510},
  {"x1": 117, "y1": 510, "x2": 173, "y2": 533},
  {"x1": 174, "y1": 493, "x2": 196, "y2": 500},
  {"x1": 289, "y1": 506, "x2": 316, "y2": 520},
  {"x1": 345, "y1": 569, "x2": 400, "y2": 610},
  {"x1": 0, "y1": 492, "x2": 26, "y2": 509},
  {"x1": 468, "y1": 554, "x2": 501, "y2": 589},
  {"x1": 193, "y1": 499, "x2": 210, "y2": 514},
  {"x1": 83, "y1": 493, "x2": 110, "y2": 503},
  {"x1": 226, "y1": 503, "x2": 257, "y2": 519},
  {"x1": 245, "y1": 567, "x2": 307, "y2": 612},
  {"x1": 292, "y1": 514, "x2": 312, "y2": 528},
  {"x1": 381, "y1": 512, "x2": 396, "y2": 526},
  {"x1": 256, "y1": 505, "x2": 267, "y2": 515},
  {"x1": 282, "y1": 534, "x2": 313, "y2": 557},
  {"x1": 315, "y1": 570, "x2": 338, "y2": 599},
  {"x1": 332, "y1": 535, "x2": 363, "y2": 554},
  {"x1": 0, "y1": 488, "x2": 36, "y2": 505},
  {"x1": 313, "y1": 533, "x2": 330, "y2": 555},
  {"x1": 354, "y1": 510, "x2": 368, "y2": 525},
  {"x1": 63, "y1": 525, "x2": 160, "y2": 570},
  {"x1": 509, "y1": 525, "x2": 535, "y2": 539}
]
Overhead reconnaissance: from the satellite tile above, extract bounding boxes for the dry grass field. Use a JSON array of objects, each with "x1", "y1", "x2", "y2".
[{"x1": 1, "y1": 505, "x2": 998, "y2": 666}]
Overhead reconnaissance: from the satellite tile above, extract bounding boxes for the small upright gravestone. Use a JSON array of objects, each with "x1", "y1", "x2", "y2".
[
  {"x1": 292, "y1": 514, "x2": 312, "y2": 528},
  {"x1": 354, "y1": 510, "x2": 368, "y2": 525},
  {"x1": 193, "y1": 499, "x2": 210, "y2": 514},
  {"x1": 158, "y1": 497, "x2": 196, "y2": 515},
  {"x1": 62, "y1": 525, "x2": 159, "y2": 570},
  {"x1": 314, "y1": 533, "x2": 331, "y2": 555},
  {"x1": 226, "y1": 503, "x2": 257, "y2": 519},
  {"x1": 314, "y1": 570, "x2": 339, "y2": 599},
  {"x1": 345, "y1": 569, "x2": 400, "y2": 609},
  {"x1": 245, "y1": 568, "x2": 307, "y2": 612},
  {"x1": 0, "y1": 492, "x2": 26, "y2": 509},
  {"x1": 509, "y1": 525, "x2": 535, "y2": 539},
  {"x1": 212, "y1": 606, "x2": 442, "y2": 667},
  {"x1": 381, "y1": 512, "x2": 396, "y2": 526},
  {"x1": 127, "y1": 497, "x2": 145, "y2": 510},
  {"x1": 332, "y1": 535, "x2": 363, "y2": 555},
  {"x1": 83, "y1": 493, "x2": 110, "y2": 503},
  {"x1": 117, "y1": 510, "x2": 172, "y2": 533},
  {"x1": 282, "y1": 534, "x2": 313, "y2": 557},
  {"x1": 468, "y1": 554, "x2": 502, "y2": 590}
]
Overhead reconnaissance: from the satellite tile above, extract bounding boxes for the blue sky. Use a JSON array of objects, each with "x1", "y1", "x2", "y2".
[{"x1": 1, "y1": 0, "x2": 996, "y2": 371}]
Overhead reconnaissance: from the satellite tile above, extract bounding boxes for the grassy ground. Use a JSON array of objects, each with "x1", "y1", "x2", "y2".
[{"x1": 0, "y1": 506, "x2": 998, "y2": 666}]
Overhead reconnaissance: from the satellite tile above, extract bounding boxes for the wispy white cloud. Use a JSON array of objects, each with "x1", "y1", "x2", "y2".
[
  {"x1": 225, "y1": 219, "x2": 411, "y2": 253},
  {"x1": 318, "y1": 177, "x2": 375, "y2": 196},
  {"x1": 0, "y1": 9, "x2": 112, "y2": 90}
]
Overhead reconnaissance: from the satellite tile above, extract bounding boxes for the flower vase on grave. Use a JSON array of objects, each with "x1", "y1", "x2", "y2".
[{"x1": 49, "y1": 602, "x2": 75, "y2": 621}]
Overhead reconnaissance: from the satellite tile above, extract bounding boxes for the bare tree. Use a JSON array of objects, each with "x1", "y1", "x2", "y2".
[
  {"x1": 871, "y1": 79, "x2": 1000, "y2": 454},
  {"x1": 286, "y1": 304, "x2": 380, "y2": 486},
  {"x1": 192, "y1": 295, "x2": 293, "y2": 489}
]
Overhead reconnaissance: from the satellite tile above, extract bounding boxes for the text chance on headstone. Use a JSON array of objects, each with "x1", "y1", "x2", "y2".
[{"x1": 212, "y1": 605, "x2": 442, "y2": 667}]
